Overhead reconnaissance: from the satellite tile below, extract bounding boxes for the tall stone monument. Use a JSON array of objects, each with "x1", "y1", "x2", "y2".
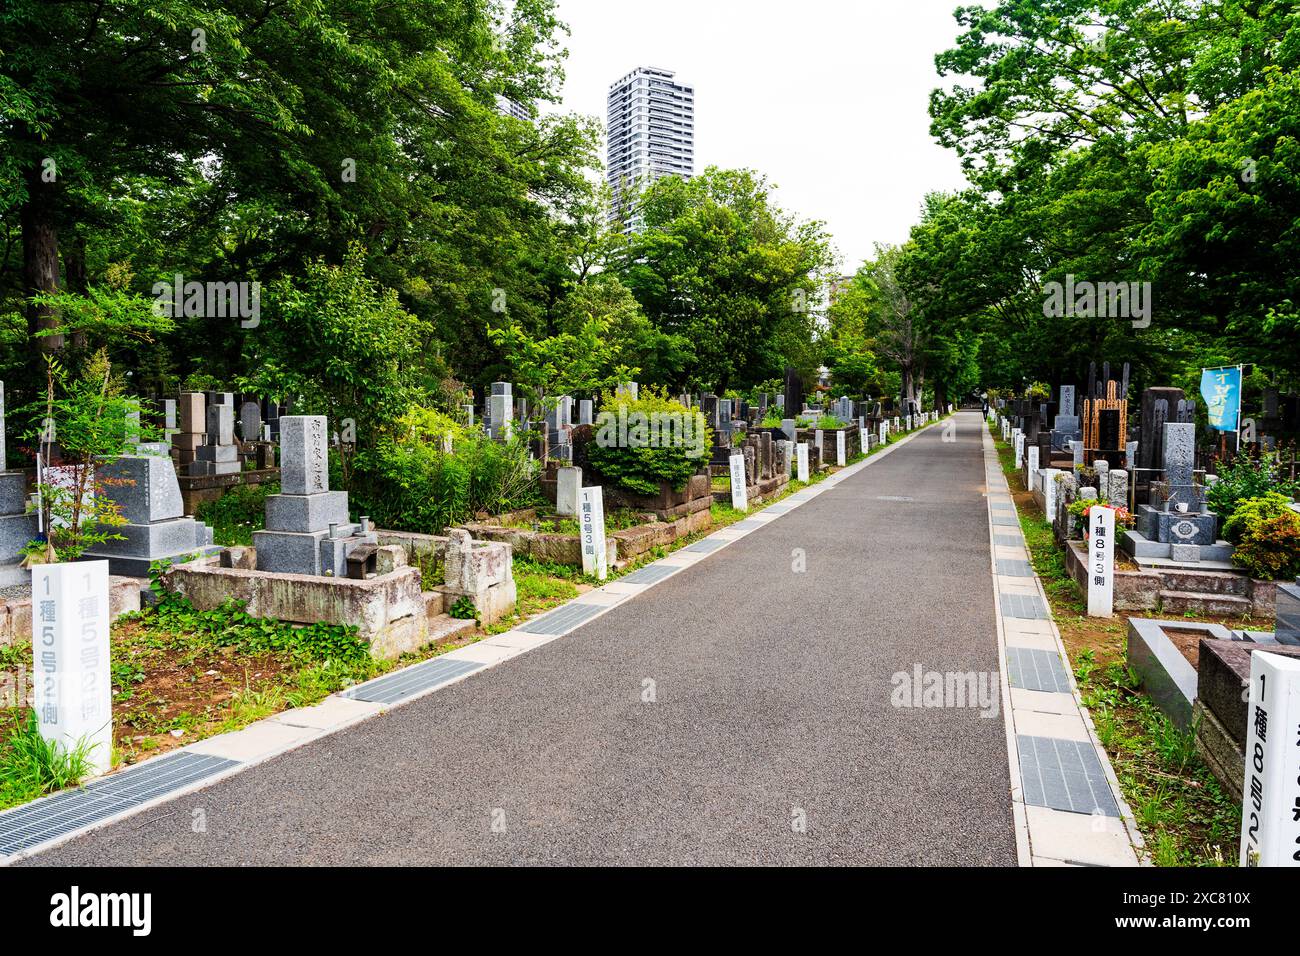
[{"x1": 254, "y1": 416, "x2": 376, "y2": 575}]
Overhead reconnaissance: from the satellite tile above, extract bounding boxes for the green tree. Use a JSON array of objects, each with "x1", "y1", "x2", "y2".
[{"x1": 615, "y1": 168, "x2": 833, "y2": 392}]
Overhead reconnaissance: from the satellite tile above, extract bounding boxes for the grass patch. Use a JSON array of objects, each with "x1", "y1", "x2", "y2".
[
  {"x1": 195, "y1": 481, "x2": 279, "y2": 546},
  {"x1": 0, "y1": 711, "x2": 98, "y2": 812}
]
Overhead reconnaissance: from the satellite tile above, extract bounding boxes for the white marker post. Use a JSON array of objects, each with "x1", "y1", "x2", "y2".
[
  {"x1": 836, "y1": 430, "x2": 846, "y2": 467},
  {"x1": 578, "y1": 485, "x2": 608, "y2": 580},
  {"x1": 879, "y1": 421, "x2": 888, "y2": 447},
  {"x1": 1240, "y1": 652, "x2": 1300, "y2": 866},
  {"x1": 796, "y1": 442, "x2": 810, "y2": 483},
  {"x1": 859, "y1": 426, "x2": 869, "y2": 456},
  {"x1": 728, "y1": 453, "x2": 748, "y2": 512},
  {"x1": 1086, "y1": 505, "x2": 1115, "y2": 617},
  {"x1": 33, "y1": 561, "x2": 112, "y2": 775},
  {"x1": 1027, "y1": 445, "x2": 1040, "y2": 487}
]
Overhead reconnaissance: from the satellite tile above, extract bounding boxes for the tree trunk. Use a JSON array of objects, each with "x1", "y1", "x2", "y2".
[
  {"x1": 65, "y1": 233, "x2": 88, "y2": 351},
  {"x1": 21, "y1": 164, "x2": 62, "y2": 359}
]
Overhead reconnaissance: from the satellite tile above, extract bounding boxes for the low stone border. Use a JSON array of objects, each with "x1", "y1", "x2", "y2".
[{"x1": 1125, "y1": 618, "x2": 1224, "y2": 730}]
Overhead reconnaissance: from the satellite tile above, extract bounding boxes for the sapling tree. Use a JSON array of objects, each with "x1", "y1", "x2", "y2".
[{"x1": 22, "y1": 349, "x2": 142, "y2": 562}]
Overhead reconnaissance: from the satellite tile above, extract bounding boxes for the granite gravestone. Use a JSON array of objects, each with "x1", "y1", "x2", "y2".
[
  {"x1": 0, "y1": 381, "x2": 39, "y2": 583},
  {"x1": 254, "y1": 416, "x2": 376, "y2": 575},
  {"x1": 191, "y1": 404, "x2": 239, "y2": 476},
  {"x1": 239, "y1": 401, "x2": 262, "y2": 444},
  {"x1": 81, "y1": 446, "x2": 219, "y2": 576}
]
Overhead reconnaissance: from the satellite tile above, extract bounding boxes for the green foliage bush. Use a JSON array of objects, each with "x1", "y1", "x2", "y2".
[
  {"x1": 1206, "y1": 453, "x2": 1300, "y2": 525},
  {"x1": 1233, "y1": 510, "x2": 1300, "y2": 581},
  {"x1": 351, "y1": 407, "x2": 541, "y2": 534},
  {"x1": 586, "y1": 389, "x2": 711, "y2": 495},
  {"x1": 1221, "y1": 493, "x2": 1294, "y2": 544},
  {"x1": 195, "y1": 481, "x2": 280, "y2": 546}
]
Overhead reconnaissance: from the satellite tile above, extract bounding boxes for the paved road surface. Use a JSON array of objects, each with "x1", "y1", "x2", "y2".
[{"x1": 27, "y1": 411, "x2": 1016, "y2": 865}]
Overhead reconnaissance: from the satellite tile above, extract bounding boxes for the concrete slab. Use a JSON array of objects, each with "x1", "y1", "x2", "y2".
[
  {"x1": 186, "y1": 720, "x2": 319, "y2": 762},
  {"x1": 268, "y1": 696, "x2": 382, "y2": 731},
  {"x1": 1025, "y1": 805, "x2": 1139, "y2": 867}
]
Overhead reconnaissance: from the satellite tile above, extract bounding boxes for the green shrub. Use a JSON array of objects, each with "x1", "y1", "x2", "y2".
[
  {"x1": 1206, "y1": 452, "x2": 1300, "y2": 524},
  {"x1": 587, "y1": 388, "x2": 711, "y2": 495},
  {"x1": 351, "y1": 406, "x2": 540, "y2": 533},
  {"x1": 1233, "y1": 510, "x2": 1300, "y2": 580},
  {"x1": 1221, "y1": 492, "x2": 1294, "y2": 543},
  {"x1": 196, "y1": 481, "x2": 279, "y2": 545}
]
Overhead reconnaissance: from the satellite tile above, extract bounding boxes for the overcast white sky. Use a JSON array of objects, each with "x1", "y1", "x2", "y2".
[{"x1": 546, "y1": 0, "x2": 973, "y2": 274}]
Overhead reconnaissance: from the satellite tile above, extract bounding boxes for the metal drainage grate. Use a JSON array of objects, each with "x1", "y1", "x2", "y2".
[
  {"x1": 996, "y1": 558, "x2": 1034, "y2": 578},
  {"x1": 1018, "y1": 735, "x2": 1119, "y2": 816},
  {"x1": 875, "y1": 495, "x2": 914, "y2": 502},
  {"x1": 343, "y1": 657, "x2": 483, "y2": 705},
  {"x1": 763, "y1": 505, "x2": 792, "y2": 515},
  {"x1": 730, "y1": 519, "x2": 764, "y2": 531},
  {"x1": 1000, "y1": 593, "x2": 1049, "y2": 620},
  {"x1": 990, "y1": 501, "x2": 1015, "y2": 511},
  {"x1": 992, "y1": 514, "x2": 1020, "y2": 528},
  {"x1": 682, "y1": 537, "x2": 728, "y2": 554},
  {"x1": 1007, "y1": 646, "x2": 1072, "y2": 693},
  {"x1": 993, "y1": 534, "x2": 1024, "y2": 547},
  {"x1": 0, "y1": 751, "x2": 239, "y2": 857},
  {"x1": 517, "y1": 601, "x2": 606, "y2": 635},
  {"x1": 622, "y1": 563, "x2": 678, "y2": 585}
]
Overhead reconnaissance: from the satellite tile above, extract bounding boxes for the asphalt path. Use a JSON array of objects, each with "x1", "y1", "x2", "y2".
[{"x1": 26, "y1": 411, "x2": 1016, "y2": 865}]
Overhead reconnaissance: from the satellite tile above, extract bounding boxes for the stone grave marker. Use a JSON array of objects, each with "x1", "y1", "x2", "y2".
[
  {"x1": 33, "y1": 560, "x2": 112, "y2": 775},
  {"x1": 796, "y1": 443, "x2": 809, "y2": 483},
  {"x1": 1087, "y1": 504, "x2": 1115, "y2": 617},
  {"x1": 239, "y1": 401, "x2": 262, "y2": 443},
  {"x1": 578, "y1": 484, "x2": 607, "y2": 580},
  {"x1": 1239, "y1": 652, "x2": 1300, "y2": 866},
  {"x1": 729, "y1": 453, "x2": 748, "y2": 511},
  {"x1": 836, "y1": 430, "x2": 846, "y2": 466},
  {"x1": 556, "y1": 466, "x2": 581, "y2": 516}
]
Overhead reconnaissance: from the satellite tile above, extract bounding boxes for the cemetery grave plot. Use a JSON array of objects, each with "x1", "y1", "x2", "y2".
[{"x1": 992, "y1": 426, "x2": 1246, "y2": 865}]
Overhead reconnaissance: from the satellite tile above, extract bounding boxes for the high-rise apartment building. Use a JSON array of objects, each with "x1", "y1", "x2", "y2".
[{"x1": 605, "y1": 67, "x2": 695, "y2": 232}]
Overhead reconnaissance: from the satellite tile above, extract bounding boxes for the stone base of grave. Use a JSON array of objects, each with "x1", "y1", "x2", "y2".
[
  {"x1": 187, "y1": 459, "x2": 241, "y2": 477},
  {"x1": 1122, "y1": 529, "x2": 1233, "y2": 565},
  {"x1": 162, "y1": 558, "x2": 431, "y2": 660},
  {"x1": 253, "y1": 524, "x2": 381, "y2": 576},
  {"x1": 80, "y1": 517, "x2": 220, "y2": 578},
  {"x1": 435, "y1": 530, "x2": 516, "y2": 624},
  {"x1": 1126, "y1": 618, "x2": 1225, "y2": 731},
  {"x1": 1193, "y1": 700, "x2": 1244, "y2": 804},
  {"x1": 1134, "y1": 505, "x2": 1217, "y2": 544},
  {"x1": 1066, "y1": 540, "x2": 1277, "y2": 616},
  {"x1": 1194, "y1": 639, "x2": 1300, "y2": 802}
]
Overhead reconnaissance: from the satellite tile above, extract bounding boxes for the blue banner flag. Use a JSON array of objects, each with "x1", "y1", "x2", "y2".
[{"x1": 1200, "y1": 366, "x2": 1241, "y2": 432}]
